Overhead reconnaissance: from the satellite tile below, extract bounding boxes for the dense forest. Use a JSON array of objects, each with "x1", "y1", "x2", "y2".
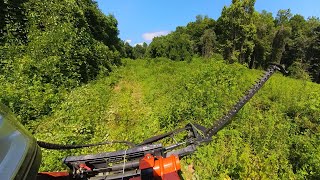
[{"x1": 0, "y1": 0, "x2": 320, "y2": 179}]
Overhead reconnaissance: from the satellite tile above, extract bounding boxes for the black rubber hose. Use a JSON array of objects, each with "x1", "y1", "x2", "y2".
[{"x1": 37, "y1": 140, "x2": 135, "y2": 150}]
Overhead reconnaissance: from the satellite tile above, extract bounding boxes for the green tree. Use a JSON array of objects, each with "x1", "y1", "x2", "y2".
[
  {"x1": 167, "y1": 33, "x2": 192, "y2": 61},
  {"x1": 200, "y1": 29, "x2": 217, "y2": 58},
  {"x1": 250, "y1": 10, "x2": 275, "y2": 68},
  {"x1": 81, "y1": 3, "x2": 122, "y2": 51},
  {"x1": 0, "y1": 0, "x2": 6, "y2": 44},
  {"x1": 184, "y1": 15, "x2": 215, "y2": 55},
  {"x1": 307, "y1": 26, "x2": 320, "y2": 83},
  {"x1": 133, "y1": 42, "x2": 147, "y2": 59},
  {"x1": 0, "y1": 0, "x2": 28, "y2": 45},
  {"x1": 216, "y1": 0, "x2": 256, "y2": 64},
  {"x1": 147, "y1": 35, "x2": 166, "y2": 59},
  {"x1": 271, "y1": 26, "x2": 291, "y2": 63},
  {"x1": 123, "y1": 42, "x2": 134, "y2": 59},
  {"x1": 147, "y1": 32, "x2": 192, "y2": 61},
  {"x1": 270, "y1": 9, "x2": 292, "y2": 64},
  {"x1": 282, "y1": 15, "x2": 308, "y2": 71},
  {"x1": 290, "y1": 14, "x2": 306, "y2": 36},
  {"x1": 275, "y1": 9, "x2": 292, "y2": 27}
]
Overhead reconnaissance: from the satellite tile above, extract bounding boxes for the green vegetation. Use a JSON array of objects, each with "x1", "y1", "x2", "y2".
[
  {"x1": 1, "y1": 0, "x2": 320, "y2": 124},
  {"x1": 1, "y1": 0, "x2": 320, "y2": 179},
  {"x1": 0, "y1": 0, "x2": 122, "y2": 123},
  {"x1": 29, "y1": 58, "x2": 320, "y2": 179}
]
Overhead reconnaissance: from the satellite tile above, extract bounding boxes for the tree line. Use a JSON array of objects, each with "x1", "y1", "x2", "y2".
[{"x1": 124, "y1": 0, "x2": 320, "y2": 83}]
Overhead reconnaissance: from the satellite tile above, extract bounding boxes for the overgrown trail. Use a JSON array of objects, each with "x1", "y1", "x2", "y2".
[{"x1": 106, "y1": 78, "x2": 155, "y2": 144}]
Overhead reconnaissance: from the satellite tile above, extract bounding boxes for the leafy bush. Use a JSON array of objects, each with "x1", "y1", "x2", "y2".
[
  {"x1": 147, "y1": 32, "x2": 193, "y2": 61},
  {"x1": 0, "y1": 0, "x2": 121, "y2": 123}
]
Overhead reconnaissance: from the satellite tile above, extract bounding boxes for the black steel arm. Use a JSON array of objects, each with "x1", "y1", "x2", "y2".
[{"x1": 205, "y1": 64, "x2": 286, "y2": 137}]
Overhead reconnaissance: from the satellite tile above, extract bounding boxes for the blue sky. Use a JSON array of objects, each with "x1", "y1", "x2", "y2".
[{"x1": 96, "y1": 0, "x2": 320, "y2": 46}]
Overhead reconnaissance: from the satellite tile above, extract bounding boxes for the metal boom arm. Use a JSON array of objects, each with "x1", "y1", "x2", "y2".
[{"x1": 205, "y1": 64, "x2": 287, "y2": 137}]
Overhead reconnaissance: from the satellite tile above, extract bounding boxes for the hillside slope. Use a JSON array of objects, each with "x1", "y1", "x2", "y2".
[{"x1": 31, "y1": 58, "x2": 320, "y2": 179}]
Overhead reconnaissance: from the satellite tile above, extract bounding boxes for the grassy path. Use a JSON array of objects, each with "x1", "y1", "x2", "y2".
[{"x1": 106, "y1": 78, "x2": 156, "y2": 144}]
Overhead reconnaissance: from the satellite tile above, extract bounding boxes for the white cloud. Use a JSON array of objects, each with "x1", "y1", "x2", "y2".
[
  {"x1": 142, "y1": 31, "x2": 169, "y2": 41},
  {"x1": 134, "y1": 42, "x2": 144, "y2": 46},
  {"x1": 125, "y1": 39, "x2": 132, "y2": 44}
]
